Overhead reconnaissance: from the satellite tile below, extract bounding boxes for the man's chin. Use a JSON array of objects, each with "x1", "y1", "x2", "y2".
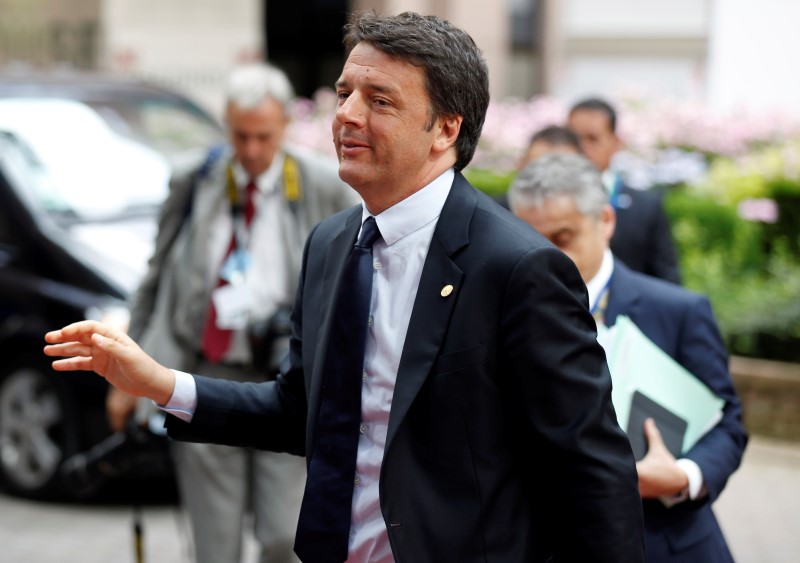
[{"x1": 337, "y1": 163, "x2": 369, "y2": 190}]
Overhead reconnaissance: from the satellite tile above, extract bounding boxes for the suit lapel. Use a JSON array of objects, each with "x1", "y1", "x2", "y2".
[
  {"x1": 306, "y1": 208, "x2": 363, "y2": 439},
  {"x1": 605, "y1": 262, "x2": 641, "y2": 327},
  {"x1": 386, "y1": 173, "x2": 475, "y2": 447}
]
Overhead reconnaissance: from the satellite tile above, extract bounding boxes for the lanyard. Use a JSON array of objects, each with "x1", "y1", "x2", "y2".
[
  {"x1": 608, "y1": 174, "x2": 623, "y2": 210},
  {"x1": 590, "y1": 274, "x2": 613, "y2": 324},
  {"x1": 226, "y1": 163, "x2": 252, "y2": 258},
  {"x1": 223, "y1": 155, "x2": 303, "y2": 277}
]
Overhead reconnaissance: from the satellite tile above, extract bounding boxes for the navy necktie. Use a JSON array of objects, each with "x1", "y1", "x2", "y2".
[{"x1": 295, "y1": 216, "x2": 382, "y2": 563}]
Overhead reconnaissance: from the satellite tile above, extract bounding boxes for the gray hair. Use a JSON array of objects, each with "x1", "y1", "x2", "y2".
[
  {"x1": 225, "y1": 63, "x2": 295, "y2": 112},
  {"x1": 508, "y1": 153, "x2": 608, "y2": 218},
  {"x1": 343, "y1": 11, "x2": 490, "y2": 171}
]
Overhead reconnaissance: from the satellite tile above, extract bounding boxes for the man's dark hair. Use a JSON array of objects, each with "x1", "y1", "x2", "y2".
[
  {"x1": 529, "y1": 125, "x2": 581, "y2": 152},
  {"x1": 569, "y1": 97, "x2": 617, "y2": 133},
  {"x1": 343, "y1": 11, "x2": 490, "y2": 171}
]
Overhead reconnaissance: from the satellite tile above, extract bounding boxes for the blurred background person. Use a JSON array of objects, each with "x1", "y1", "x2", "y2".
[
  {"x1": 105, "y1": 62, "x2": 358, "y2": 563},
  {"x1": 516, "y1": 124, "x2": 582, "y2": 171},
  {"x1": 495, "y1": 124, "x2": 582, "y2": 209},
  {"x1": 567, "y1": 97, "x2": 682, "y2": 285},
  {"x1": 509, "y1": 152, "x2": 747, "y2": 562}
]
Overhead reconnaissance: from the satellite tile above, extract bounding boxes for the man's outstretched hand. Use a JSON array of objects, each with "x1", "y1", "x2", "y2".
[{"x1": 44, "y1": 320, "x2": 175, "y2": 406}]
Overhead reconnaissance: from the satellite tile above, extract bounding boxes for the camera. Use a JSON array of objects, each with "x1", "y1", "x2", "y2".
[
  {"x1": 60, "y1": 419, "x2": 172, "y2": 497},
  {"x1": 248, "y1": 305, "x2": 293, "y2": 378}
]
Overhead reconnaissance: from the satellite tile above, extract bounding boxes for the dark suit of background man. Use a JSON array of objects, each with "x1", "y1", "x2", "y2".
[
  {"x1": 568, "y1": 97, "x2": 682, "y2": 284},
  {"x1": 105, "y1": 63, "x2": 358, "y2": 563},
  {"x1": 509, "y1": 152, "x2": 747, "y2": 562},
  {"x1": 45, "y1": 11, "x2": 645, "y2": 563}
]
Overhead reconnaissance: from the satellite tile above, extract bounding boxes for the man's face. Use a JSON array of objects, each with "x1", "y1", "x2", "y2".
[
  {"x1": 332, "y1": 42, "x2": 458, "y2": 212},
  {"x1": 567, "y1": 109, "x2": 621, "y2": 172},
  {"x1": 515, "y1": 194, "x2": 614, "y2": 283},
  {"x1": 225, "y1": 97, "x2": 288, "y2": 178}
]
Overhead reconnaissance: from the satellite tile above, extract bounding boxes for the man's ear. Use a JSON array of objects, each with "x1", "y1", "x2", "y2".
[
  {"x1": 613, "y1": 133, "x2": 624, "y2": 154},
  {"x1": 601, "y1": 203, "x2": 617, "y2": 242},
  {"x1": 432, "y1": 114, "x2": 463, "y2": 155}
]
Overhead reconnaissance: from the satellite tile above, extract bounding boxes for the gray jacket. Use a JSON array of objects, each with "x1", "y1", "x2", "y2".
[{"x1": 128, "y1": 144, "x2": 358, "y2": 372}]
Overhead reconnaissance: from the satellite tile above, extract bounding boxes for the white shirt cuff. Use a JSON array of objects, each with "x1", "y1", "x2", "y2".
[
  {"x1": 676, "y1": 457, "x2": 704, "y2": 500},
  {"x1": 153, "y1": 369, "x2": 197, "y2": 422}
]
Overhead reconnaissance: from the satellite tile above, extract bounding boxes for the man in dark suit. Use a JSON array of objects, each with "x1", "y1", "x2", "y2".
[
  {"x1": 105, "y1": 63, "x2": 358, "y2": 563},
  {"x1": 568, "y1": 97, "x2": 682, "y2": 284},
  {"x1": 44, "y1": 11, "x2": 645, "y2": 563},
  {"x1": 509, "y1": 152, "x2": 748, "y2": 562}
]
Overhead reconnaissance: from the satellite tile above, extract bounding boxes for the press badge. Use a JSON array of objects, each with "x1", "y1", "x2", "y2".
[
  {"x1": 220, "y1": 248, "x2": 251, "y2": 285},
  {"x1": 213, "y1": 249, "x2": 253, "y2": 330}
]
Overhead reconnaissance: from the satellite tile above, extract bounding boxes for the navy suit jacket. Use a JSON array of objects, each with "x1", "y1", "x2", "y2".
[
  {"x1": 611, "y1": 183, "x2": 681, "y2": 285},
  {"x1": 168, "y1": 172, "x2": 645, "y2": 562},
  {"x1": 605, "y1": 260, "x2": 748, "y2": 562}
]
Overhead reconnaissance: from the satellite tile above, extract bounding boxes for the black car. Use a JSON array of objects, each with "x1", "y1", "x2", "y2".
[{"x1": 0, "y1": 75, "x2": 224, "y2": 500}]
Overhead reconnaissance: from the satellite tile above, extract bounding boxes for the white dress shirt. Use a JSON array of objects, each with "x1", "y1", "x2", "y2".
[
  {"x1": 165, "y1": 168, "x2": 455, "y2": 562},
  {"x1": 207, "y1": 154, "x2": 289, "y2": 364}
]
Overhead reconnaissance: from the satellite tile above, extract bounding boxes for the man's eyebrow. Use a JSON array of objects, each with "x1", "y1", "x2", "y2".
[{"x1": 335, "y1": 78, "x2": 400, "y2": 97}]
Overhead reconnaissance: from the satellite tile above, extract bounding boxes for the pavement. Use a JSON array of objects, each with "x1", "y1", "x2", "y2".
[{"x1": 0, "y1": 435, "x2": 797, "y2": 562}]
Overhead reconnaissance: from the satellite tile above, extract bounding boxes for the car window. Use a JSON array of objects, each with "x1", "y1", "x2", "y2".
[
  {"x1": 86, "y1": 99, "x2": 223, "y2": 165},
  {"x1": 0, "y1": 99, "x2": 171, "y2": 220},
  {"x1": 0, "y1": 131, "x2": 55, "y2": 213}
]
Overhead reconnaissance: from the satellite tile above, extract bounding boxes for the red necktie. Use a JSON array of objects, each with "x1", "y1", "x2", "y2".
[{"x1": 200, "y1": 179, "x2": 257, "y2": 363}]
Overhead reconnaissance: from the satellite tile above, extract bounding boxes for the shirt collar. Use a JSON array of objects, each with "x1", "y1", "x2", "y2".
[
  {"x1": 232, "y1": 151, "x2": 285, "y2": 195},
  {"x1": 362, "y1": 168, "x2": 455, "y2": 247},
  {"x1": 601, "y1": 169, "x2": 618, "y2": 195},
  {"x1": 586, "y1": 248, "x2": 614, "y2": 312}
]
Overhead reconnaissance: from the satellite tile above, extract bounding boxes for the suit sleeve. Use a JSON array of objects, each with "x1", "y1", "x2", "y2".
[
  {"x1": 674, "y1": 296, "x2": 748, "y2": 501},
  {"x1": 165, "y1": 222, "x2": 315, "y2": 456},
  {"x1": 127, "y1": 171, "x2": 195, "y2": 340},
  {"x1": 504, "y1": 246, "x2": 645, "y2": 562}
]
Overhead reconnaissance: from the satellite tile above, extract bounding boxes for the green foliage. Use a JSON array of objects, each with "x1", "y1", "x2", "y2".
[
  {"x1": 665, "y1": 184, "x2": 800, "y2": 361},
  {"x1": 462, "y1": 167, "x2": 515, "y2": 197},
  {"x1": 666, "y1": 189, "x2": 766, "y2": 274},
  {"x1": 467, "y1": 149, "x2": 800, "y2": 362},
  {"x1": 692, "y1": 141, "x2": 800, "y2": 205},
  {"x1": 764, "y1": 184, "x2": 800, "y2": 256}
]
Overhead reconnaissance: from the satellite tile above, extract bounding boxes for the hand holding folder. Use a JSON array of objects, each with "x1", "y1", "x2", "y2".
[{"x1": 598, "y1": 316, "x2": 724, "y2": 458}]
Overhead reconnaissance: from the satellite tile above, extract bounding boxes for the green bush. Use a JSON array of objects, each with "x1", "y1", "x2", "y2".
[
  {"x1": 665, "y1": 186, "x2": 800, "y2": 361},
  {"x1": 466, "y1": 161, "x2": 800, "y2": 362},
  {"x1": 462, "y1": 167, "x2": 514, "y2": 198}
]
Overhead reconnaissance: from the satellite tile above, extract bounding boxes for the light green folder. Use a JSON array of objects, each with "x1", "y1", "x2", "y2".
[{"x1": 597, "y1": 315, "x2": 724, "y2": 453}]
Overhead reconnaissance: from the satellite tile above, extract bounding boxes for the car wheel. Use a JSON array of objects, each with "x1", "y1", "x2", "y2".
[{"x1": 0, "y1": 358, "x2": 79, "y2": 499}]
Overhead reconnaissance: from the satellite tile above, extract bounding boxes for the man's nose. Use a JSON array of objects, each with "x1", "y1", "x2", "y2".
[{"x1": 335, "y1": 93, "x2": 365, "y2": 127}]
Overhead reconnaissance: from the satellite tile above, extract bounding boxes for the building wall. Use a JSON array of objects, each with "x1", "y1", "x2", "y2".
[
  {"x1": 707, "y1": 0, "x2": 800, "y2": 117},
  {"x1": 548, "y1": 0, "x2": 709, "y2": 106},
  {"x1": 0, "y1": 0, "x2": 101, "y2": 69},
  {"x1": 100, "y1": 0, "x2": 263, "y2": 118},
  {"x1": 5, "y1": 0, "x2": 798, "y2": 122}
]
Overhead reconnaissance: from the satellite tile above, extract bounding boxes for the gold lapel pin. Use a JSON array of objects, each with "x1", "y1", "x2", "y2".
[{"x1": 441, "y1": 284, "x2": 454, "y2": 297}]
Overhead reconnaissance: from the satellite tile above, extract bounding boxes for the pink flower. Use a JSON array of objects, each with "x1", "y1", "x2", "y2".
[{"x1": 737, "y1": 198, "x2": 779, "y2": 223}]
